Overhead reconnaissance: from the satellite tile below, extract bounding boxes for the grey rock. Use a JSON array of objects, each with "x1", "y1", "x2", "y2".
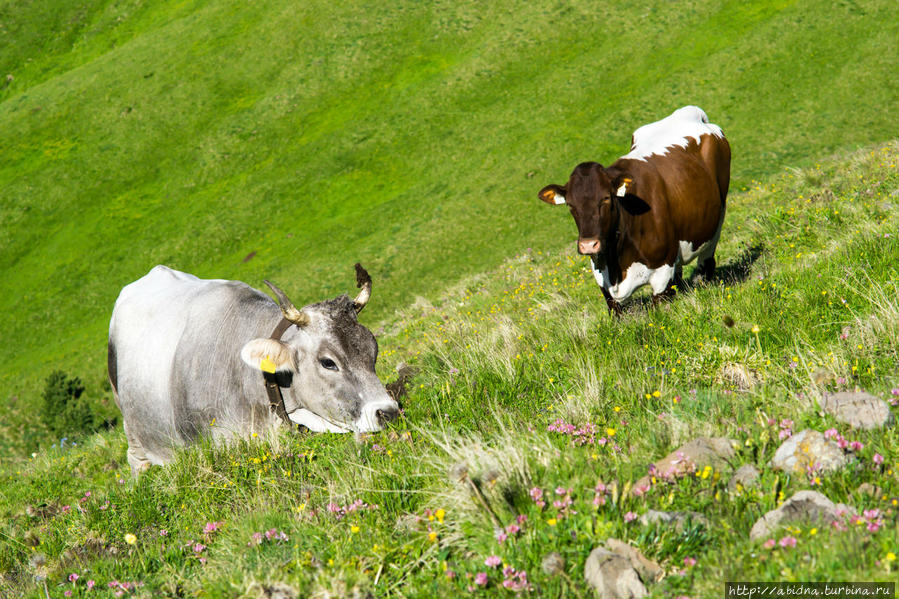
[
  {"x1": 820, "y1": 391, "x2": 895, "y2": 430},
  {"x1": 584, "y1": 548, "x2": 647, "y2": 598},
  {"x1": 605, "y1": 539, "x2": 662, "y2": 583},
  {"x1": 634, "y1": 437, "x2": 737, "y2": 494},
  {"x1": 749, "y1": 490, "x2": 853, "y2": 540},
  {"x1": 639, "y1": 509, "x2": 710, "y2": 531},
  {"x1": 770, "y1": 429, "x2": 848, "y2": 475},
  {"x1": 728, "y1": 464, "x2": 761, "y2": 493}
]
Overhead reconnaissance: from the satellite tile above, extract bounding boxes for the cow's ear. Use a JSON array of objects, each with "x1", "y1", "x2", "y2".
[
  {"x1": 538, "y1": 184, "x2": 567, "y2": 205},
  {"x1": 612, "y1": 175, "x2": 634, "y2": 199},
  {"x1": 241, "y1": 338, "x2": 296, "y2": 373}
]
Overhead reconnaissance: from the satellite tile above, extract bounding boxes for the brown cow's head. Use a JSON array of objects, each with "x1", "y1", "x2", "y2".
[{"x1": 539, "y1": 162, "x2": 629, "y2": 256}]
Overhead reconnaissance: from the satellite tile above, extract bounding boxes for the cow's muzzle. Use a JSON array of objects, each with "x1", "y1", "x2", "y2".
[{"x1": 578, "y1": 238, "x2": 601, "y2": 255}]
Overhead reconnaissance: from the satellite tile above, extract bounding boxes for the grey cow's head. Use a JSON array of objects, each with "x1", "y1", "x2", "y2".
[{"x1": 239, "y1": 265, "x2": 399, "y2": 433}]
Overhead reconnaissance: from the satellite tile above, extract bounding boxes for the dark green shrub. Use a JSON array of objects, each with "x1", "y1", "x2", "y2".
[{"x1": 41, "y1": 370, "x2": 95, "y2": 439}]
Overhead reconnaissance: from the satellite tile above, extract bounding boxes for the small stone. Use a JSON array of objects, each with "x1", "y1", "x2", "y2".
[
  {"x1": 728, "y1": 464, "x2": 761, "y2": 493},
  {"x1": 541, "y1": 551, "x2": 565, "y2": 576},
  {"x1": 605, "y1": 539, "x2": 662, "y2": 583},
  {"x1": 584, "y1": 548, "x2": 647, "y2": 598},
  {"x1": 820, "y1": 391, "x2": 895, "y2": 430},
  {"x1": 857, "y1": 483, "x2": 882, "y2": 497},
  {"x1": 634, "y1": 437, "x2": 737, "y2": 493},
  {"x1": 750, "y1": 490, "x2": 853, "y2": 540},
  {"x1": 639, "y1": 509, "x2": 710, "y2": 531},
  {"x1": 770, "y1": 429, "x2": 848, "y2": 475}
]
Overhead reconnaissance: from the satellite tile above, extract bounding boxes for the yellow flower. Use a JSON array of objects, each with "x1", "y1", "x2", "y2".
[
  {"x1": 751, "y1": 325, "x2": 760, "y2": 333},
  {"x1": 606, "y1": 427, "x2": 616, "y2": 437},
  {"x1": 295, "y1": 503, "x2": 306, "y2": 513},
  {"x1": 809, "y1": 528, "x2": 817, "y2": 536},
  {"x1": 251, "y1": 432, "x2": 258, "y2": 438},
  {"x1": 350, "y1": 525, "x2": 360, "y2": 534},
  {"x1": 886, "y1": 552, "x2": 896, "y2": 562},
  {"x1": 435, "y1": 508, "x2": 445, "y2": 523},
  {"x1": 547, "y1": 518, "x2": 557, "y2": 526},
  {"x1": 652, "y1": 390, "x2": 660, "y2": 398},
  {"x1": 124, "y1": 533, "x2": 137, "y2": 545},
  {"x1": 613, "y1": 406, "x2": 621, "y2": 413},
  {"x1": 428, "y1": 531, "x2": 438, "y2": 542}
]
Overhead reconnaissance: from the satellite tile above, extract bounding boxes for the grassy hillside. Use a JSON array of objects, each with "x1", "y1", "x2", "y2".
[
  {"x1": 0, "y1": 142, "x2": 896, "y2": 597},
  {"x1": 1, "y1": 0, "x2": 898, "y2": 454}
]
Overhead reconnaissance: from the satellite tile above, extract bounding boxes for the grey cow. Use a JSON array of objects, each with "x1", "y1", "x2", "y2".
[{"x1": 108, "y1": 264, "x2": 399, "y2": 474}]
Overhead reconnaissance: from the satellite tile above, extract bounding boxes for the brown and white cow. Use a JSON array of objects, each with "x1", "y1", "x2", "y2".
[{"x1": 538, "y1": 106, "x2": 730, "y2": 314}]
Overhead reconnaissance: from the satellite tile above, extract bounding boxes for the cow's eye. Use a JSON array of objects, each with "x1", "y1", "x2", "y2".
[{"x1": 319, "y1": 358, "x2": 339, "y2": 371}]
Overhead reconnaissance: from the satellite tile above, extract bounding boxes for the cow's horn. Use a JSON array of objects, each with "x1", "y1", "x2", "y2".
[
  {"x1": 263, "y1": 280, "x2": 310, "y2": 327},
  {"x1": 353, "y1": 263, "x2": 372, "y2": 313}
]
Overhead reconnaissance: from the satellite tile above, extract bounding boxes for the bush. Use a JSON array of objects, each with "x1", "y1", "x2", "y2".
[{"x1": 40, "y1": 370, "x2": 96, "y2": 439}]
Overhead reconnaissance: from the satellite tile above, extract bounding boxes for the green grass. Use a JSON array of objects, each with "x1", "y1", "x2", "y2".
[
  {"x1": 1, "y1": 142, "x2": 897, "y2": 596},
  {"x1": 1, "y1": 0, "x2": 898, "y2": 455},
  {"x1": 1, "y1": 0, "x2": 898, "y2": 595}
]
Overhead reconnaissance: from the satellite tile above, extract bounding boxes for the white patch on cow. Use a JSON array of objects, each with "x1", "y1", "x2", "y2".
[
  {"x1": 616, "y1": 182, "x2": 627, "y2": 197},
  {"x1": 354, "y1": 398, "x2": 399, "y2": 433},
  {"x1": 623, "y1": 106, "x2": 724, "y2": 162},
  {"x1": 288, "y1": 408, "x2": 351, "y2": 433},
  {"x1": 606, "y1": 262, "x2": 675, "y2": 301},
  {"x1": 552, "y1": 192, "x2": 566, "y2": 205},
  {"x1": 590, "y1": 260, "x2": 605, "y2": 287}
]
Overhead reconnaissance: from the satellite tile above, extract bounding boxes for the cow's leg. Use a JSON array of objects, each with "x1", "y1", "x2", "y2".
[
  {"x1": 122, "y1": 419, "x2": 151, "y2": 475},
  {"x1": 651, "y1": 284, "x2": 677, "y2": 306},
  {"x1": 600, "y1": 287, "x2": 622, "y2": 317},
  {"x1": 697, "y1": 255, "x2": 716, "y2": 282},
  {"x1": 649, "y1": 264, "x2": 677, "y2": 307}
]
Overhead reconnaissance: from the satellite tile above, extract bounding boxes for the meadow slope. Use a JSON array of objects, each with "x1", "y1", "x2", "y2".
[
  {"x1": 1, "y1": 0, "x2": 898, "y2": 454},
  {"x1": 0, "y1": 141, "x2": 897, "y2": 596}
]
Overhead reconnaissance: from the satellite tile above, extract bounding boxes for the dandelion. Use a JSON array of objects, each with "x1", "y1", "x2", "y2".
[{"x1": 124, "y1": 533, "x2": 137, "y2": 546}]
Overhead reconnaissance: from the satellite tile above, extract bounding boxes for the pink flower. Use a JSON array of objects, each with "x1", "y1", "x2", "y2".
[
  {"x1": 763, "y1": 539, "x2": 776, "y2": 549},
  {"x1": 824, "y1": 428, "x2": 838, "y2": 439},
  {"x1": 64, "y1": 592, "x2": 72, "y2": 597},
  {"x1": 203, "y1": 521, "x2": 223, "y2": 534},
  {"x1": 495, "y1": 531, "x2": 508, "y2": 544},
  {"x1": 850, "y1": 441, "x2": 863, "y2": 451},
  {"x1": 683, "y1": 556, "x2": 697, "y2": 567},
  {"x1": 624, "y1": 511, "x2": 637, "y2": 523},
  {"x1": 516, "y1": 514, "x2": 527, "y2": 525},
  {"x1": 873, "y1": 453, "x2": 884, "y2": 465},
  {"x1": 505, "y1": 524, "x2": 520, "y2": 535},
  {"x1": 778, "y1": 536, "x2": 797, "y2": 548},
  {"x1": 446, "y1": 569, "x2": 456, "y2": 580},
  {"x1": 87, "y1": 580, "x2": 95, "y2": 591},
  {"x1": 485, "y1": 555, "x2": 501, "y2": 568},
  {"x1": 892, "y1": 388, "x2": 899, "y2": 396},
  {"x1": 474, "y1": 572, "x2": 488, "y2": 586},
  {"x1": 68, "y1": 573, "x2": 79, "y2": 583}
]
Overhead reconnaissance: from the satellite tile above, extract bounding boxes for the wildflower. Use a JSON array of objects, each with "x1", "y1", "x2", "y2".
[
  {"x1": 683, "y1": 557, "x2": 697, "y2": 567},
  {"x1": 495, "y1": 531, "x2": 508, "y2": 543},
  {"x1": 475, "y1": 572, "x2": 488, "y2": 586},
  {"x1": 485, "y1": 555, "x2": 502, "y2": 568},
  {"x1": 87, "y1": 580, "x2": 95, "y2": 590},
  {"x1": 873, "y1": 453, "x2": 885, "y2": 465},
  {"x1": 623, "y1": 511, "x2": 637, "y2": 523},
  {"x1": 886, "y1": 552, "x2": 896, "y2": 562},
  {"x1": 546, "y1": 518, "x2": 557, "y2": 526},
  {"x1": 850, "y1": 441, "x2": 864, "y2": 451},
  {"x1": 778, "y1": 536, "x2": 797, "y2": 548},
  {"x1": 428, "y1": 531, "x2": 437, "y2": 542},
  {"x1": 203, "y1": 521, "x2": 223, "y2": 534},
  {"x1": 606, "y1": 427, "x2": 616, "y2": 437},
  {"x1": 350, "y1": 525, "x2": 360, "y2": 533},
  {"x1": 68, "y1": 573, "x2": 79, "y2": 583},
  {"x1": 751, "y1": 325, "x2": 760, "y2": 333},
  {"x1": 435, "y1": 508, "x2": 445, "y2": 523},
  {"x1": 124, "y1": 533, "x2": 137, "y2": 546},
  {"x1": 763, "y1": 539, "x2": 776, "y2": 549}
]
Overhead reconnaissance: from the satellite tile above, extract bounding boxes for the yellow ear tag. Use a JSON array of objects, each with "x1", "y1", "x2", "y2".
[{"x1": 259, "y1": 355, "x2": 277, "y2": 374}]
